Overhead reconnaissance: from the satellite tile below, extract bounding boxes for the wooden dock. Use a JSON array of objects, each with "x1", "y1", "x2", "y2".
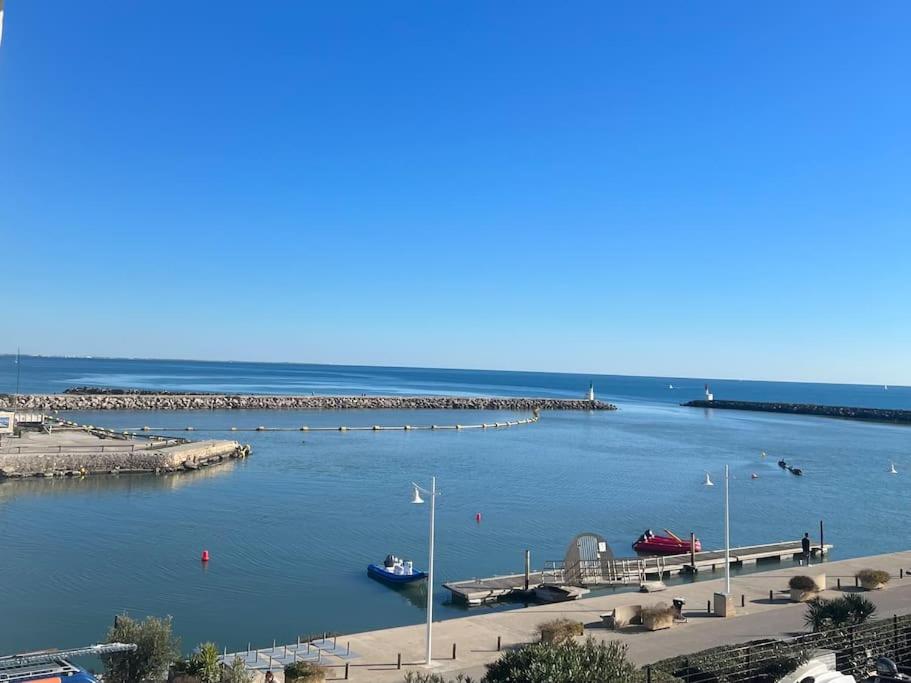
[{"x1": 443, "y1": 540, "x2": 832, "y2": 605}]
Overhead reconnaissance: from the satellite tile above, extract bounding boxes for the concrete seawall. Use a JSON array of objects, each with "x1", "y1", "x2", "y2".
[
  {"x1": 2, "y1": 394, "x2": 617, "y2": 412},
  {"x1": 0, "y1": 439, "x2": 247, "y2": 477},
  {"x1": 684, "y1": 399, "x2": 911, "y2": 424}
]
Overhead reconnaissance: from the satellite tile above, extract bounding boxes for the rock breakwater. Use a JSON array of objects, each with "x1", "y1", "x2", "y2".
[
  {"x1": 2, "y1": 394, "x2": 617, "y2": 412},
  {"x1": 684, "y1": 399, "x2": 911, "y2": 424}
]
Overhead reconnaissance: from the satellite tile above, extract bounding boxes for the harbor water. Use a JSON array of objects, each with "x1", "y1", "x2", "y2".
[{"x1": 0, "y1": 357, "x2": 909, "y2": 653}]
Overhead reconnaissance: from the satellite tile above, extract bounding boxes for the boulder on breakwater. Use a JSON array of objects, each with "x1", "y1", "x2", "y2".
[
  {"x1": 683, "y1": 399, "x2": 911, "y2": 424},
  {"x1": 2, "y1": 394, "x2": 617, "y2": 412}
]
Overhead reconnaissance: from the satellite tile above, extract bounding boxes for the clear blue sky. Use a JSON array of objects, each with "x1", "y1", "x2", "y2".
[{"x1": 1, "y1": 2, "x2": 909, "y2": 384}]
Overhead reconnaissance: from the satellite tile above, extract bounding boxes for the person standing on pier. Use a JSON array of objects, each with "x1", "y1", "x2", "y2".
[{"x1": 801, "y1": 532, "x2": 811, "y2": 565}]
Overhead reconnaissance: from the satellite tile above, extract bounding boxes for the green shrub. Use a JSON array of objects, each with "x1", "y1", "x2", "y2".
[
  {"x1": 856, "y1": 569, "x2": 890, "y2": 586},
  {"x1": 221, "y1": 657, "x2": 253, "y2": 683},
  {"x1": 101, "y1": 613, "x2": 181, "y2": 683},
  {"x1": 789, "y1": 575, "x2": 817, "y2": 591},
  {"x1": 185, "y1": 642, "x2": 222, "y2": 683},
  {"x1": 537, "y1": 618, "x2": 584, "y2": 643},
  {"x1": 804, "y1": 594, "x2": 877, "y2": 631},
  {"x1": 402, "y1": 672, "x2": 475, "y2": 682},
  {"x1": 484, "y1": 637, "x2": 636, "y2": 683},
  {"x1": 284, "y1": 660, "x2": 326, "y2": 682}
]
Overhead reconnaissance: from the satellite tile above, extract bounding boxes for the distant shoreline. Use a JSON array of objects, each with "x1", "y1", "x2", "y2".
[
  {"x1": 2, "y1": 393, "x2": 617, "y2": 412},
  {"x1": 683, "y1": 399, "x2": 911, "y2": 424}
]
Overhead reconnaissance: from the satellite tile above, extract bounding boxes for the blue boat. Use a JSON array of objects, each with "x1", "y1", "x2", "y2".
[{"x1": 368, "y1": 555, "x2": 427, "y2": 584}]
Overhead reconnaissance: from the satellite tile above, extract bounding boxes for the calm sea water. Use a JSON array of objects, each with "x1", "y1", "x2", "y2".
[{"x1": 0, "y1": 356, "x2": 909, "y2": 654}]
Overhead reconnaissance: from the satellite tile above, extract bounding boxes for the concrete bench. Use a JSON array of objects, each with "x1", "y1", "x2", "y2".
[{"x1": 601, "y1": 604, "x2": 642, "y2": 629}]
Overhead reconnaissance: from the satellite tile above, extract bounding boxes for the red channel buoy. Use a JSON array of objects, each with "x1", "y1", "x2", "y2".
[
  {"x1": 201, "y1": 550, "x2": 210, "y2": 562},
  {"x1": 475, "y1": 512, "x2": 482, "y2": 523}
]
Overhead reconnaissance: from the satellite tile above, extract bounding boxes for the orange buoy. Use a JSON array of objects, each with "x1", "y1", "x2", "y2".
[
  {"x1": 201, "y1": 550, "x2": 210, "y2": 562},
  {"x1": 475, "y1": 512, "x2": 482, "y2": 523}
]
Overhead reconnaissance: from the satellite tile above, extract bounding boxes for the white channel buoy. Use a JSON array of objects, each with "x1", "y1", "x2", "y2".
[{"x1": 704, "y1": 472, "x2": 714, "y2": 486}]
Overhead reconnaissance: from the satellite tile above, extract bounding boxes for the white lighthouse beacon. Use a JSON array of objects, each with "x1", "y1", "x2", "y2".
[
  {"x1": 588, "y1": 382, "x2": 595, "y2": 402},
  {"x1": 704, "y1": 384, "x2": 714, "y2": 402}
]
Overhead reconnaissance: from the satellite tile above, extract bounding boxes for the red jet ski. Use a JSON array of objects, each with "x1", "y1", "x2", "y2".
[{"x1": 633, "y1": 529, "x2": 701, "y2": 555}]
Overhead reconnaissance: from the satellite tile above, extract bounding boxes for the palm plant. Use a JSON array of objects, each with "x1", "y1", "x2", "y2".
[
  {"x1": 803, "y1": 595, "x2": 877, "y2": 631},
  {"x1": 843, "y1": 593, "x2": 877, "y2": 624}
]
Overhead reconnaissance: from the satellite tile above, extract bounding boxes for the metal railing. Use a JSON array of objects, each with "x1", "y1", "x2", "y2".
[
  {"x1": 643, "y1": 613, "x2": 911, "y2": 682},
  {"x1": 543, "y1": 556, "x2": 668, "y2": 586}
]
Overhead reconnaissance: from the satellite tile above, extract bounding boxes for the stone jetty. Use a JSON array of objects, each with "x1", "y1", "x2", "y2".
[
  {"x1": 0, "y1": 419, "x2": 251, "y2": 478},
  {"x1": 3, "y1": 393, "x2": 617, "y2": 412},
  {"x1": 684, "y1": 399, "x2": 911, "y2": 424}
]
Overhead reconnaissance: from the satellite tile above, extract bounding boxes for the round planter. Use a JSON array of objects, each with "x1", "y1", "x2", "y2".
[
  {"x1": 790, "y1": 588, "x2": 816, "y2": 602},
  {"x1": 860, "y1": 578, "x2": 886, "y2": 591}
]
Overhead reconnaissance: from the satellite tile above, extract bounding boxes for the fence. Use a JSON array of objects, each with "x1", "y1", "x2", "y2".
[{"x1": 644, "y1": 612, "x2": 911, "y2": 682}]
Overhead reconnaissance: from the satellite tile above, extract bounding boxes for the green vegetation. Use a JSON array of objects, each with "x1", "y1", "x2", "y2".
[
  {"x1": 536, "y1": 618, "x2": 584, "y2": 644},
  {"x1": 804, "y1": 594, "x2": 877, "y2": 631},
  {"x1": 284, "y1": 660, "x2": 327, "y2": 682},
  {"x1": 102, "y1": 614, "x2": 181, "y2": 683},
  {"x1": 484, "y1": 637, "x2": 636, "y2": 683},
  {"x1": 641, "y1": 603, "x2": 676, "y2": 631},
  {"x1": 221, "y1": 657, "x2": 254, "y2": 683},
  {"x1": 856, "y1": 568, "x2": 891, "y2": 588},
  {"x1": 402, "y1": 673, "x2": 476, "y2": 683},
  {"x1": 788, "y1": 575, "x2": 817, "y2": 591}
]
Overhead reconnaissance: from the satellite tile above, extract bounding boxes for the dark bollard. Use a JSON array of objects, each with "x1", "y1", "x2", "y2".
[
  {"x1": 452, "y1": 643, "x2": 457, "y2": 660},
  {"x1": 769, "y1": 589, "x2": 773, "y2": 601},
  {"x1": 345, "y1": 662, "x2": 350, "y2": 680},
  {"x1": 707, "y1": 600, "x2": 711, "y2": 613},
  {"x1": 497, "y1": 636, "x2": 501, "y2": 651},
  {"x1": 741, "y1": 594, "x2": 745, "y2": 607},
  {"x1": 838, "y1": 577, "x2": 841, "y2": 589},
  {"x1": 855, "y1": 576, "x2": 859, "y2": 588},
  {"x1": 346, "y1": 641, "x2": 350, "y2": 657},
  {"x1": 397, "y1": 653, "x2": 402, "y2": 670}
]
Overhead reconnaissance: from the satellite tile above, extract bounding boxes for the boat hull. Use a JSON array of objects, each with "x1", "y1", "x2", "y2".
[
  {"x1": 633, "y1": 537, "x2": 702, "y2": 555},
  {"x1": 367, "y1": 564, "x2": 427, "y2": 584}
]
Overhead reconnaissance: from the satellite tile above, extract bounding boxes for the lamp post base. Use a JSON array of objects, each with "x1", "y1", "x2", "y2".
[{"x1": 713, "y1": 592, "x2": 736, "y2": 617}]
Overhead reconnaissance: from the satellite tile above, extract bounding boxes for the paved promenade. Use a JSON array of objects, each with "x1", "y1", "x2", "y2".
[{"x1": 253, "y1": 550, "x2": 911, "y2": 682}]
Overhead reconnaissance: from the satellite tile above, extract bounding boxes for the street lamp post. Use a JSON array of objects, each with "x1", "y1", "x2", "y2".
[
  {"x1": 411, "y1": 476, "x2": 437, "y2": 666},
  {"x1": 723, "y1": 463, "x2": 731, "y2": 595}
]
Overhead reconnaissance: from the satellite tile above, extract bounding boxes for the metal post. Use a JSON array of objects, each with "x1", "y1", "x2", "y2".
[
  {"x1": 345, "y1": 662, "x2": 349, "y2": 680},
  {"x1": 426, "y1": 476, "x2": 436, "y2": 666},
  {"x1": 690, "y1": 532, "x2": 696, "y2": 569},
  {"x1": 497, "y1": 636, "x2": 501, "y2": 651},
  {"x1": 724, "y1": 463, "x2": 731, "y2": 595},
  {"x1": 524, "y1": 549, "x2": 531, "y2": 591},
  {"x1": 819, "y1": 519, "x2": 825, "y2": 557},
  {"x1": 452, "y1": 643, "x2": 456, "y2": 660},
  {"x1": 397, "y1": 653, "x2": 402, "y2": 670},
  {"x1": 347, "y1": 641, "x2": 350, "y2": 656}
]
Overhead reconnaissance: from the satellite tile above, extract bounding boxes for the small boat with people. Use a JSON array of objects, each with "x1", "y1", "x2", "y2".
[
  {"x1": 367, "y1": 554, "x2": 427, "y2": 585},
  {"x1": 778, "y1": 459, "x2": 788, "y2": 469},
  {"x1": 633, "y1": 529, "x2": 701, "y2": 555},
  {"x1": 787, "y1": 465, "x2": 803, "y2": 476}
]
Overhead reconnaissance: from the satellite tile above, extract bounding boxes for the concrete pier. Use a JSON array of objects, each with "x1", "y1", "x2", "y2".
[
  {"x1": 232, "y1": 550, "x2": 911, "y2": 681},
  {"x1": 0, "y1": 422, "x2": 249, "y2": 478}
]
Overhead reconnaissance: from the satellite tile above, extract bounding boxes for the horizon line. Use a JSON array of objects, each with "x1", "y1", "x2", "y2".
[{"x1": 0, "y1": 351, "x2": 904, "y2": 390}]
